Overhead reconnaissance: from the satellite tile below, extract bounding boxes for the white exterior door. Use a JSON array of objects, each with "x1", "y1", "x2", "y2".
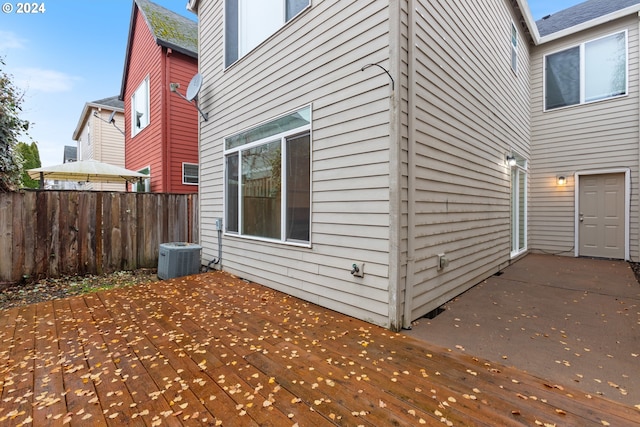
[{"x1": 578, "y1": 173, "x2": 625, "y2": 259}]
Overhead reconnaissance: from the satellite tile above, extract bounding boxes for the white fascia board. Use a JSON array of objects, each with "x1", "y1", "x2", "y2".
[{"x1": 516, "y1": 0, "x2": 541, "y2": 44}]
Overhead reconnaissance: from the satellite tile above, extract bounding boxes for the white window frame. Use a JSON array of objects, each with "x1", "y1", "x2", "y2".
[
  {"x1": 223, "y1": 105, "x2": 312, "y2": 246},
  {"x1": 132, "y1": 165, "x2": 151, "y2": 192},
  {"x1": 182, "y1": 162, "x2": 199, "y2": 185},
  {"x1": 224, "y1": 0, "x2": 310, "y2": 68},
  {"x1": 543, "y1": 30, "x2": 628, "y2": 112},
  {"x1": 511, "y1": 22, "x2": 518, "y2": 73},
  {"x1": 510, "y1": 153, "x2": 527, "y2": 258},
  {"x1": 131, "y1": 76, "x2": 150, "y2": 136}
]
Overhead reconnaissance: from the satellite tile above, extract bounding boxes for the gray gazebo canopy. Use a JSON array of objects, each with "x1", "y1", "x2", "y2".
[{"x1": 28, "y1": 159, "x2": 149, "y2": 186}]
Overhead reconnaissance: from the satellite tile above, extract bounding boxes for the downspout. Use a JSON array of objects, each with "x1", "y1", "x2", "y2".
[
  {"x1": 162, "y1": 48, "x2": 171, "y2": 192},
  {"x1": 388, "y1": 0, "x2": 403, "y2": 331},
  {"x1": 402, "y1": 0, "x2": 417, "y2": 330}
]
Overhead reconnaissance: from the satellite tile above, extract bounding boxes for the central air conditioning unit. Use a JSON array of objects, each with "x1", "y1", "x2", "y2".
[{"x1": 158, "y1": 242, "x2": 202, "y2": 280}]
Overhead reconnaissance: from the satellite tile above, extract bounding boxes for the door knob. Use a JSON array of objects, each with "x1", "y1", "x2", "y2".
[{"x1": 579, "y1": 213, "x2": 584, "y2": 222}]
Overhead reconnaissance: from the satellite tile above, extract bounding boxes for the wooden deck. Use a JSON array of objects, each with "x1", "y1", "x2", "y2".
[{"x1": 0, "y1": 271, "x2": 637, "y2": 426}]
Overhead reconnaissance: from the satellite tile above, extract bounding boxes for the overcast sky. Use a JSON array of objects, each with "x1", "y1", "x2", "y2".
[{"x1": 0, "y1": 0, "x2": 585, "y2": 167}]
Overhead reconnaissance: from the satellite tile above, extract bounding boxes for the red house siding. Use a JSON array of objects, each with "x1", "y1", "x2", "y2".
[
  {"x1": 166, "y1": 50, "x2": 199, "y2": 193},
  {"x1": 123, "y1": 8, "x2": 198, "y2": 194}
]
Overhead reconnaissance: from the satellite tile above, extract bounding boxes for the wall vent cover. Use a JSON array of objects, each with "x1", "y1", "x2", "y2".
[{"x1": 158, "y1": 242, "x2": 202, "y2": 280}]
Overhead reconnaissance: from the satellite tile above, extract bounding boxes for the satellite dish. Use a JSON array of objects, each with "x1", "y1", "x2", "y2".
[
  {"x1": 107, "y1": 110, "x2": 117, "y2": 124},
  {"x1": 170, "y1": 73, "x2": 209, "y2": 121},
  {"x1": 186, "y1": 73, "x2": 203, "y2": 102}
]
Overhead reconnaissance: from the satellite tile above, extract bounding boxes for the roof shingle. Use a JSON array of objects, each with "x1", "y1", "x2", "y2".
[
  {"x1": 90, "y1": 96, "x2": 124, "y2": 111},
  {"x1": 135, "y1": 0, "x2": 197, "y2": 57},
  {"x1": 536, "y1": 0, "x2": 640, "y2": 37}
]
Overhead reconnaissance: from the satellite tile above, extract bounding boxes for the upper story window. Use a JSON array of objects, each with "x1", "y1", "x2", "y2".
[
  {"x1": 544, "y1": 31, "x2": 627, "y2": 111},
  {"x1": 225, "y1": 0, "x2": 310, "y2": 67},
  {"x1": 131, "y1": 76, "x2": 150, "y2": 136},
  {"x1": 511, "y1": 22, "x2": 518, "y2": 73}
]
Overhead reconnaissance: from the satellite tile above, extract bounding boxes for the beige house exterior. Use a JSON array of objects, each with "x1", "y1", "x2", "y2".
[
  {"x1": 529, "y1": 2, "x2": 640, "y2": 262},
  {"x1": 190, "y1": 0, "x2": 640, "y2": 330},
  {"x1": 72, "y1": 96, "x2": 126, "y2": 192}
]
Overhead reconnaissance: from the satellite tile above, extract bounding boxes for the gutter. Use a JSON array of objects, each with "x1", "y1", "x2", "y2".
[
  {"x1": 402, "y1": 0, "x2": 417, "y2": 330},
  {"x1": 186, "y1": 0, "x2": 198, "y2": 14},
  {"x1": 388, "y1": 0, "x2": 403, "y2": 332},
  {"x1": 515, "y1": 0, "x2": 540, "y2": 44}
]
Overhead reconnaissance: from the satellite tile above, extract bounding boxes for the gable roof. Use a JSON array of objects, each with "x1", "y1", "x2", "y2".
[
  {"x1": 90, "y1": 96, "x2": 125, "y2": 111},
  {"x1": 72, "y1": 96, "x2": 124, "y2": 141},
  {"x1": 119, "y1": 0, "x2": 198, "y2": 100},
  {"x1": 135, "y1": 0, "x2": 197, "y2": 56},
  {"x1": 536, "y1": 0, "x2": 640, "y2": 38}
]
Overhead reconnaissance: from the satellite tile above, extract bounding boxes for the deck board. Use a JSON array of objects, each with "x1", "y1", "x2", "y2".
[{"x1": 0, "y1": 271, "x2": 637, "y2": 426}]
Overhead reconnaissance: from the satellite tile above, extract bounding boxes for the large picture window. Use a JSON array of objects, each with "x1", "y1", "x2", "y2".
[
  {"x1": 225, "y1": 0, "x2": 310, "y2": 67},
  {"x1": 544, "y1": 31, "x2": 627, "y2": 110},
  {"x1": 131, "y1": 77, "x2": 150, "y2": 136},
  {"x1": 225, "y1": 106, "x2": 311, "y2": 244}
]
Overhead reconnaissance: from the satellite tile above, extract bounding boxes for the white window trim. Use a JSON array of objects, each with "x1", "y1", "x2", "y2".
[
  {"x1": 182, "y1": 162, "x2": 199, "y2": 185},
  {"x1": 223, "y1": 105, "x2": 312, "y2": 247},
  {"x1": 131, "y1": 76, "x2": 150, "y2": 137},
  {"x1": 543, "y1": 30, "x2": 628, "y2": 112},
  {"x1": 132, "y1": 165, "x2": 151, "y2": 192},
  {"x1": 574, "y1": 168, "x2": 630, "y2": 260}
]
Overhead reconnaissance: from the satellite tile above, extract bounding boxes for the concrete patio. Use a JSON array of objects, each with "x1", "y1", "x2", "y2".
[{"x1": 407, "y1": 253, "x2": 640, "y2": 407}]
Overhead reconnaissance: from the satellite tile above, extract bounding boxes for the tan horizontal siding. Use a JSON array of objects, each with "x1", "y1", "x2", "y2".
[
  {"x1": 220, "y1": 240, "x2": 390, "y2": 324},
  {"x1": 198, "y1": 0, "x2": 394, "y2": 327},
  {"x1": 407, "y1": 0, "x2": 530, "y2": 321}
]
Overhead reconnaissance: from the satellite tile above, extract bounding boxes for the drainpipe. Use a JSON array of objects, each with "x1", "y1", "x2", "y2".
[
  {"x1": 402, "y1": 0, "x2": 417, "y2": 330},
  {"x1": 162, "y1": 48, "x2": 171, "y2": 192},
  {"x1": 402, "y1": 0, "x2": 417, "y2": 329},
  {"x1": 387, "y1": 0, "x2": 404, "y2": 332}
]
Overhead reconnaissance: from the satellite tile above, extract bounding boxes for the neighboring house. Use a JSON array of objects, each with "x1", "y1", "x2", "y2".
[
  {"x1": 190, "y1": 0, "x2": 640, "y2": 331},
  {"x1": 48, "y1": 146, "x2": 79, "y2": 190},
  {"x1": 71, "y1": 96, "x2": 126, "y2": 192},
  {"x1": 119, "y1": 0, "x2": 199, "y2": 193},
  {"x1": 63, "y1": 145, "x2": 77, "y2": 164},
  {"x1": 529, "y1": 0, "x2": 640, "y2": 261}
]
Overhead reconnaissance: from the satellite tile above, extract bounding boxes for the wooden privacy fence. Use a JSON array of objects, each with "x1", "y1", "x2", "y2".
[{"x1": 0, "y1": 190, "x2": 199, "y2": 284}]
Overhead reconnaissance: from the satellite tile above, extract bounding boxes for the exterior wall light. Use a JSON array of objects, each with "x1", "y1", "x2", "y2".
[
  {"x1": 506, "y1": 154, "x2": 517, "y2": 167},
  {"x1": 557, "y1": 175, "x2": 567, "y2": 186}
]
